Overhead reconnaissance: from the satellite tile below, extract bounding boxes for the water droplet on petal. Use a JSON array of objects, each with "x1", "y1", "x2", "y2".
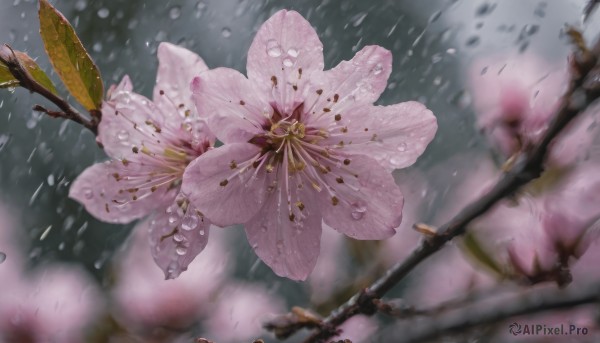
[
  {"x1": 181, "y1": 214, "x2": 199, "y2": 231},
  {"x1": 287, "y1": 48, "x2": 299, "y2": 58},
  {"x1": 117, "y1": 130, "x2": 129, "y2": 141},
  {"x1": 283, "y1": 58, "x2": 294, "y2": 67},
  {"x1": 260, "y1": 226, "x2": 268, "y2": 233},
  {"x1": 82, "y1": 187, "x2": 93, "y2": 199},
  {"x1": 397, "y1": 142, "x2": 407, "y2": 152},
  {"x1": 351, "y1": 203, "x2": 367, "y2": 220},
  {"x1": 176, "y1": 246, "x2": 187, "y2": 255},
  {"x1": 168, "y1": 216, "x2": 178, "y2": 224},
  {"x1": 173, "y1": 233, "x2": 185, "y2": 243},
  {"x1": 266, "y1": 39, "x2": 282, "y2": 57},
  {"x1": 373, "y1": 63, "x2": 383, "y2": 75},
  {"x1": 199, "y1": 229, "x2": 205, "y2": 236}
]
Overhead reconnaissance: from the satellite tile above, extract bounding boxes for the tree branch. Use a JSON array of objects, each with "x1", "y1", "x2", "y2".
[
  {"x1": 391, "y1": 282, "x2": 600, "y2": 342},
  {"x1": 0, "y1": 44, "x2": 98, "y2": 134},
  {"x1": 266, "y1": 30, "x2": 600, "y2": 343}
]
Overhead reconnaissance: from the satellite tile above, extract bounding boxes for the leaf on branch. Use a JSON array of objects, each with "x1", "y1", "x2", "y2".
[
  {"x1": 461, "y1": 232, "x2": 503, "y2": 276},
  {"x1": 0, "y1": 45, "x2": 58, "y2": 95},
  {"x1": 0, "y1": 61, "x2": 18, "y2": 88},
  {"x1": 38, "y1": 0, "x2": 103, "y2": 111}
]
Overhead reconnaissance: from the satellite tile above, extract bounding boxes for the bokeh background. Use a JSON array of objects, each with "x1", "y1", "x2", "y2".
[{"x1": 0, "y1": 0, "x2": 597, "y2": 342}]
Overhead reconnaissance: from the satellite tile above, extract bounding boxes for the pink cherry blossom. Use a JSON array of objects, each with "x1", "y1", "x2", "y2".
[
  {"x1": 111, "y1": 224, "x2": 230, "y2": 336},
  {"x1": 469, "y1": 54, "x2": 597, "y2": 167},
  {"x1": 183, "y1": 10, "x2": 437, "y2": 280},
  {"x1": 69, "y1": 42, "x2": 214, "y2": 278},
  {"x1": 542, "y1": 162, "x2": 600, "y2": 259}
]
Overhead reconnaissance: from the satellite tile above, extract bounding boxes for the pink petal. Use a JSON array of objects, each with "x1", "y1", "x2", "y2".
[
  {"x1": 305, "y1": 46, "x2": 392, "y2": 126},
  {"x1": 146, "y1": 195, "x2": 211, "y2": 279},
  {"x1": 106, "y1": 75, "x2": 133, "y2": 99},
  {"x1": 153, "y1": 42, "x2": 209, "y2": 122},
  {"x1": 69, "y1": 161, "x2": 174, "y2": 224},
  {"x1": 98, "y1": 91, "x2": 171, "y2": 160},
  {"x1": 330, "y1": 102, "x2": 437, "y2": 171},
  {"x1": 320, "y1": 155, "x2": 402, "y2": 240},
  {"x1": 245, "y1": 173, "x2": 322, "y2": 281},
  {"x1": 191, "y1": 70, "x2": 266, "y2": 143},
  {"x1": 246, "y1": 10, "x2": 325, "y2": 114},
  {"x1": 182, "y1": 143, "x2": 268, "y2": 226}
]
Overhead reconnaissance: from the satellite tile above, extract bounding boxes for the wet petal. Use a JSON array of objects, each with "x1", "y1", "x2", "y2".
[
  {"x1": 146, "y1": 195, "x2": 211, "y2": 279},
  {"x1": 320, "y1": 155, "x2": 403, "y2": 239},
  {"x1": 153, "y1": 42, "x2": 209, "y2": 122},
  {"x1": 304, "y1": 45, "x2": 392, "y2": 126},
  {"x1": 191, "y1": 69, "x2": 266, "y2": 143},
  {"x1": 245, "y1": 174, "x2": 322, "y2": 280},
  {"x1": 69, "y1": 161, "x2": 175, "y2": 224},
  {"x1": 247, "y1": 9, "x2": 325, "y2": 114},
  {"x1": 182, "y1": 143, "x2": 269, "y2": 226},
  {"x1": 329, "y1": 102, "x2": 437, "y2": 171}
]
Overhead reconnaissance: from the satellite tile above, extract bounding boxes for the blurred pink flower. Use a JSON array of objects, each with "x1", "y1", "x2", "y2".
[
  {"x1": 183, "y1": 9, "x2": 437, "y2": 280},
  {"x1": 203, "y1": 283, "x2": 285, "y2": 343},
  {"x1": 542, "y1": 163, "x2": 600, "y2": 259},
  {"x1": 0, "y1": 265, "x2": 102, "y2": 343},
  {"x1": 69, "y1": 42, "x2": 215, "y2": 278},
  {"x1": 111, "y1": 223, "x2": 230, "y2": 332},
  {"x1": 469, "y1": 54, "x2": 597, "y2": 167}
]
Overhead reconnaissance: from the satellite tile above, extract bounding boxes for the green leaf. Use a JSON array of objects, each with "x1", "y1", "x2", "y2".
[
  {"x1": 461, "y1": 231, "x2": 503, "y2": 276},
  {"x1": 0, "y1": 61, "x2": 19, "y2": 88},
  {"x1": 38, "y1": 0, "x2": 103, "y2": 110},
  {"x1": 14, "y1": 51, "x2": 59, "y2": 95}
]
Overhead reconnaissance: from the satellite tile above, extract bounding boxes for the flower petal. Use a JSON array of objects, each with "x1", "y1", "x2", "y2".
[
  {"x1": 182, "y1": 143, "x2": 268, "y2": 226},
  {"x1": 146, "y1": 195, "x2": 211, "y2": 279},
  {"x1": 245, "y1": 173, "x2": 322, "y2": 280},
  {"x1": 191, "y1": 69, "x2": 267, "y2": 143},
  {"x1": 153, "y1": 42, "x2": 209, "y2": 121},
  {"x1": 303, "y1": 45, "x2": 392, "y2": 130},
  {"x1": 330, "y1": 102, "x2": 437, "y2": 171},
  {"x1": 69, "y1": 161, "x2": 175, "y2": 224},
  {"x1": 320, "y1": 155, "x2": 403, "y2": 239},
  {"x1": 246, "y1": 10, "x2": 325, "y2": 114},
  {"x1": 98, "y1": 91, "x2": 172, "y2": 160}
]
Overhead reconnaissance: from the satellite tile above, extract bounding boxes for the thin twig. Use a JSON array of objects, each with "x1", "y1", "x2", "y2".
[
  {"x1": 392, "y1": 282, "x2": 600, "y2": 342},
  {"x1": 265, "y1": 30, "x2": 600, "y2": 343},
  {"x1": 0, "y1": 44, "x2": 98, "y2": 134}
]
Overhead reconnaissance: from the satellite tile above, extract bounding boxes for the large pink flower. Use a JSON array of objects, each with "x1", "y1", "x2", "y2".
[
  {"x1": 69, "y1": 42, "x2": 214, "y2": 278},
  {"x1": 183, "y1": 10, "x2": 437, "y2": 280}
]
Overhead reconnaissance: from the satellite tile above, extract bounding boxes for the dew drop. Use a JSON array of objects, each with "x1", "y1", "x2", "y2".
[
  {"x1": 168, "y1": 216, "x2": 178, "y2": 224},
  {"x1": 287, "y1": 48, "x2": 299, "y2": 58},
  {"x1": 283, "y1": 58, "x2": 294, "y2": 67},
  {"x1": 181, "y1": 214, "x2": 199, "y2": 231},
  {"x1": 397, "y1": 142, "x2": 407, "y2": 152},
  {"x1": 82, "y1": 187, "x2": 93, "y2": 199},
  {"x1": 176, "y1": 246, "x2": 187, "y2": 255},
  {"x1": 351, "y1": 204, "x2": 367, "y2": 220},
  {"x1": 97, "y1": 8, "x2": 109, "y2": 19},
  {"x1": 0, "y1": 252, "x2": 5, "y2": 264},
  {"x1": 266, "y1": 39, "x2": 282, "y2": 57},
  {"x1": 173, "y1": 233, "x2": 185, "y2": 243},
  {"x1": 169, "y1": 6, "x2": 181, "y2": 20},
  {"x1": 373, "y1": 63, "x2": 383, "y2": 75},
  {"x1": 117, "y1": 130, "x2": 129, "y2": 141},
  {"x1": 260, "y1": 226, "x2": 268, "y2": 233},
  {"x1": 199, "y1": 229, "x2": 205, "y2": 236}
]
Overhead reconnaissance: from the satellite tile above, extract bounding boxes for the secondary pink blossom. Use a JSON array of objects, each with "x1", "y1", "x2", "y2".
[
  {"x1": 183, "y1": 10, "x2": 437, "y2": 280},
  {"x1": 69, "y1": 42, "x2": 214, "y2": 278},
  {"x1": 469, "y1": 54, "x2": 597, "y2": 167},
  {"x1": 111, "y1": 225, "x2": 229, "y2": 336},
  {"x1": 542, "y1": 163, "x2": 600, "y2": 259}
]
